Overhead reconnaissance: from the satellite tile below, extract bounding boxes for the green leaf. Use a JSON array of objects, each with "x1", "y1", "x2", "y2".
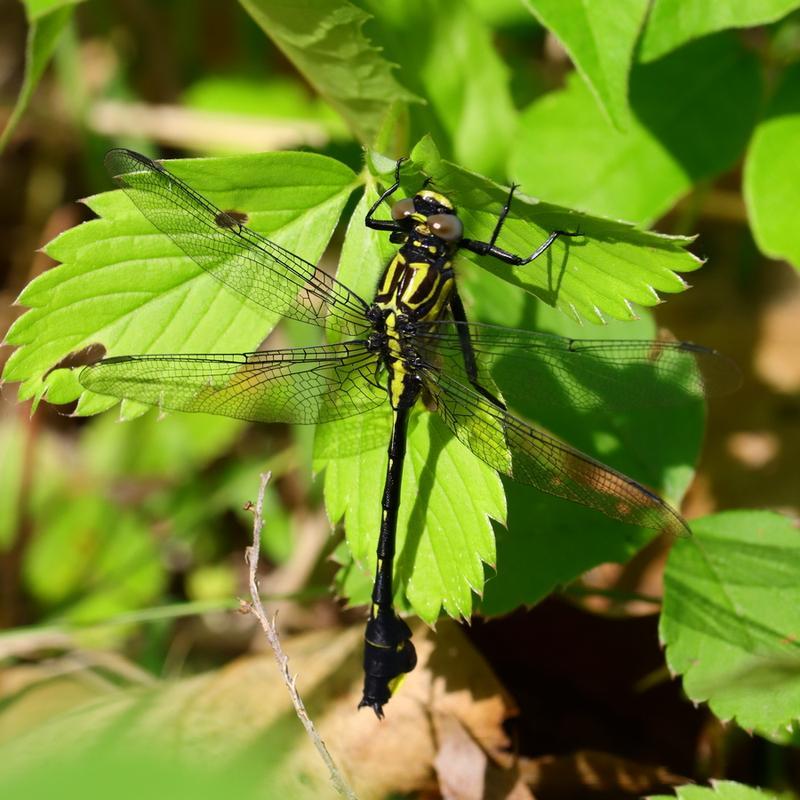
[
  {"x1": 412, "y1": 136, "x2": 702, "y2": 323},
  {"x1": 744, "y1": 62, "x2": 800, "y2": 271},
  {"x1": 509, "y1": 33, "x2": 761, "y2": 226},
  {"x1": 661, "y1": 511, "x2": 800, "y2": 735},
  {"x1": 649, "y1": 780, "x2": 784, "y2": 800},
  {"x1": 0, "y1": 1, "x2": 83, "y2": 153},
  {"x1": 478, "y1": 283, "x2": 706, "y2": 615},
  {"x1": 2, "y1": 152, "x2": 357, "y2": 410},
  {"x1": 360, "y1": 0, "x2": 518, "y2": 175},
  {"x1": 640, "y1": 0, "x2": 800, "y2": 62},
  {"x1": 238, "y1": 0, "x2": 420, "y2": 146},
  {"x1": 522, "y1": 0, "x2": 649, "y2": 128},
  {"x1": 318, "y1": 408, "x2": 504, "y2": 623}
]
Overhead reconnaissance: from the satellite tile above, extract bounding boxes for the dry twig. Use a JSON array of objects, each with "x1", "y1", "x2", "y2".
[{"x1": 244, "y1": 471, "x2": 358, "y2": 800}]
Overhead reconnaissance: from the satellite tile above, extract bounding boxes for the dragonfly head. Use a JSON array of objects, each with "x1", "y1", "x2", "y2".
[{"x1": 391, "y1": 190, "x2": 463, "y2": 243}]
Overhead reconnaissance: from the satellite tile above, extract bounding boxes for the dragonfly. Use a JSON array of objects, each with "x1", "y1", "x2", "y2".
[{"x1": 73, "y1": 149, "x2": 736, "y2": 718}]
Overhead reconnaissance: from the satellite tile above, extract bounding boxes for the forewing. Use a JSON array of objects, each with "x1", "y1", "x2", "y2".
[
  {"x1": 425, "y1": 368, "x2": 690, "y2": 537},
  {"x1": 79, "y1": 342, "x2": 385, "y2": 425},
  {"x1": 105, "y1": 149, "x2": 370, "y2": 335},
  {"x1": 418, "y1": 321, "x2": 739, "y2": 411}
]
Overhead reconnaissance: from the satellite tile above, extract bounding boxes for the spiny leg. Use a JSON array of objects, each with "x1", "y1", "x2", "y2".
[
  {"x1": 460, "y1": 182, "x2": 580, "y2": 266},
  {"x1": 359, "y1": 406, "x2": 417, "y2": 718}
]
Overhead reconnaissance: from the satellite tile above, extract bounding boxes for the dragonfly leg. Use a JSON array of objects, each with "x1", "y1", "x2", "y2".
[
  {"x1": 449, "y1": 290, "x2": 507, "y2": 410},
  {"x1": 365, "y1": 157, "x2": 408, "y2": 233},
  {"x1": 359, "y1": 406, "x2": 417, "y2": 717},
  {"x1": 460, "y1": 183, "x2": 580, "y2": 266}
]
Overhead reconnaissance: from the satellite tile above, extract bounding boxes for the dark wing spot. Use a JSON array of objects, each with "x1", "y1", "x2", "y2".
[
  {"x1": 44, "y1": 343, "x2": 107, "y2": 378},
  {"x1": 215, "y1": 209, "x2": 249, "y2": 229}
]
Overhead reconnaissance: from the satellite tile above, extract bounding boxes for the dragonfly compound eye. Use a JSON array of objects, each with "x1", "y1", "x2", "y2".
[
  {"x1": 391, "y1": 197, "x2": 416, "y2": 221},
  {"x1": 427, "y1": 213, "x2": 463, "y2": 242}
]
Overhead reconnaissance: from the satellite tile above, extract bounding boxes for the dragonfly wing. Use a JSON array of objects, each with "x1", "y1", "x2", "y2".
[
  {"x1": 418, "y1": 320, "x2": 739, "y2": 410},
  {"x1": 105, "y1": 149, "x2": 370, "y2": 336},
  {"x1": 425, "y1": 368, "x2": 690, "y2": 537},
  {"x1": 80, "y1": 342, "x2": 385, "y2": 425}
]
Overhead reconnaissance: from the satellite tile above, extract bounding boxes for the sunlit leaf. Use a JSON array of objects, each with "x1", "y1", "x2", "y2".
[{"x1": 319, "y1": 407, "x2": 503, "y2": 623}]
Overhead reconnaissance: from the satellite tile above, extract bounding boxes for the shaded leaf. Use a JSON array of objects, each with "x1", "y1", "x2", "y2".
[
  {"x1": 521, "y1": 749, "x2": 684, "y2": 798},
  {"x1": 23, "y1": 492, "x2": 165, "y2": 621},
  {"x1": 0, "y1": 417, "x2": 26, "y2": 550},
  {"x1": 79, "y1": 408, "x2": 244, "y2": 480},
  {"x1": 478, "y1": 292, "x2": 706, "y2": 615}
]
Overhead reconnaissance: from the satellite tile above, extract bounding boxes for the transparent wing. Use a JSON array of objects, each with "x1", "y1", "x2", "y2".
[
  {"x1": 424, "y1": 367, "x2": 690, "y2": 537},
  {"x1": 105, "y1": 149, "x2": 370, "y2": 335},
  {"x1": 80, "y1": 341, "x2": 385, "y2": 425},
  {"x1": 418, "y1": 320, "x2": 740, "y2": 410}
]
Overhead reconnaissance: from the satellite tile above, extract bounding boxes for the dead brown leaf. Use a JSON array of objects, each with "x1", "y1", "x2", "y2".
[{"x1": 433, "y1": 712, "x2": 488, "y2": 800}]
